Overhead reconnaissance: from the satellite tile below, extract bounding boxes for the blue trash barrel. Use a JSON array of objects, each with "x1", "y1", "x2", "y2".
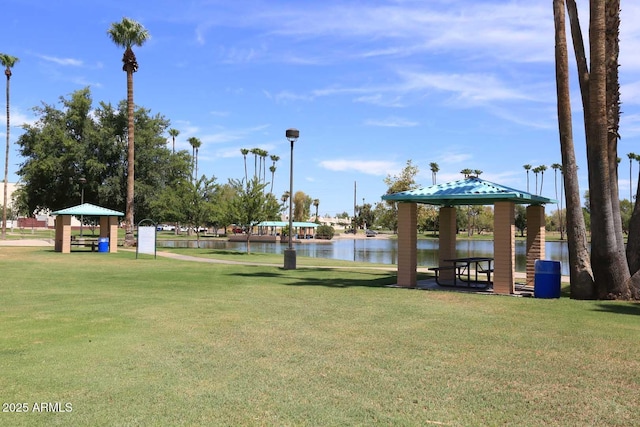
[
  {"x1": 534, "y1": 260, "x2": 561, "y2": 298},
  {"x1": 97, "y1": 237, "x2": 109, "y2": 253}
]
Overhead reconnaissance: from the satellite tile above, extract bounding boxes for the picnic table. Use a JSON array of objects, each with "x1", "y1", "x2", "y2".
[{"x1": 429, "y1": 257, "x2": 494, "y2": 288}]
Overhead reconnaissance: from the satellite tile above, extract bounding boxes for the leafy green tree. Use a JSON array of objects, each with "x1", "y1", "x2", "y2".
[
  {"x1": 293, "y1": 191, "x2": 311, "y2": 222},
  {"x1": 108, "y1": 17, "x2": 150, "y2": 246},
  {"x1": 382, "y1": 160, "x2": 420, "y2": 233},
  {"x1": 17, "y1": 88, "x2": 98, "y2": 212},
  {"x1": 228, "y1": 176, "x2": 270, "y2": 253},
  {"x1": 515, "y1": 205, "x2": 527, "y2": 237},
  {"x1": 16, "y1": 88, "x2": 182, "y2": 224},
  {"x1": 416, "y1": 205, "x2": 438, "y2": 234}
]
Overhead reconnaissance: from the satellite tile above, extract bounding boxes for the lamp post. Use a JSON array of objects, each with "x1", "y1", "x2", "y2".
[
  {"x1": 79, "y1": 177, "x2": 86, "y2": 237},
  {"x1": 283, "y1": 128, "x2": 299, "y2": 270}
]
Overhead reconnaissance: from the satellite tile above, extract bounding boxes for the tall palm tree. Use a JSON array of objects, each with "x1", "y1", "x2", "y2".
[
  {"x1": 269, "y1": 165, "x2": 277, "y2": 194},
  {"x1": 313, "y1": 199, "x2": 320, "y2": 222},
  {"x1": 187, "y1": 137, "x2": 201, "y2": 181},
  {"x1": 250, "y1": 148, "x2": 259, "y2": 179},
  {"x1": 628, "y1": 153, "x2": 636, "y2": 202},
  {"x1": 1, "y1": 53, "x2": 18, "y2": 240},
  {"x1": 523, "y1": 164, "x2": 532, "y2": 192},
  {"x1": 532, "y1": 166, "x2": 541, "y2": 194},
  {"x1": 269, "y1": 155, "x2": 280, "y2": 193},
  {"x1": 168, "y1": 128, "x2": 179, "y2": 154},
  {"x1": 538, "y1": 165, "x2": 548, "y2": 195},
  {"x1": 429, "y1": 162, "x2": 439, "y2": 185},
  {"x1": 281, "y1": 191, "x2": 290, "y2": 215},
  {"x1": 241, "y1": 148, "x2": 249, "y2": 183},
  {"x1": 108, "y1": 17, "x2": 150, "y2": 246}
]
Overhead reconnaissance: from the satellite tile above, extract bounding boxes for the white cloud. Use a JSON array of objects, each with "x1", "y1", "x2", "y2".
[
  {"x1": 364, "y1": 117, "x2": 418, "y2": 127},
  {"x1": 37, "y1": 54, "x2": 83, "y2": 67},
  {"x1": 319, "y1": 159, "x2": 399, "y2": 176}
]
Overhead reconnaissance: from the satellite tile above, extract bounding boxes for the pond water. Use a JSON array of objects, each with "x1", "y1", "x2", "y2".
[{"x1": 158, "y1": 238, "x2": 572, "y2": 276}]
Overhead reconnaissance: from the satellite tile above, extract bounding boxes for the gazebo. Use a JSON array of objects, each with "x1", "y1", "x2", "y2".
[
  {"x1": 382, "y1": 177, "x2": 556, "y2": 294},
  {"x1": 51, "y1": 203, "x2": 124, "y2": 253}
]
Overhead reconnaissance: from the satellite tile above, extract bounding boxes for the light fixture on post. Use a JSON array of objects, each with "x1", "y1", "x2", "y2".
[{"x1": 283, "y1": 128, "x2": 299, "y2": 270}]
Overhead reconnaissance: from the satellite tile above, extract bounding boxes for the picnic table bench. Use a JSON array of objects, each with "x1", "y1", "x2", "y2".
[
  {"x1": 429, "y1": 257, "x2": 494, "y2": 288},
  {"x1": 70, "y1": 236, "x2": 98, "y2": 251}
]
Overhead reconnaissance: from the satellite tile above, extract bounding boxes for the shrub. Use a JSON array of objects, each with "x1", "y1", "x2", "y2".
[{"x1": 316, "y1": 225, "x2": 335, "y2": 240}]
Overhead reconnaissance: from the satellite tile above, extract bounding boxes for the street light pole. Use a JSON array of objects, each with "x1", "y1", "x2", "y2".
[{"x1": 283, "y1": 128, "x2": 299, "y2": 270}]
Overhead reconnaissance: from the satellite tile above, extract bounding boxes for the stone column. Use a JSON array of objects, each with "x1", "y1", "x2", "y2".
[
  {"x1": 438, "y1": 207, "x2": 458, "y2": 283},
  {"x1": 526, "y1": 205, "x2": 546, "y2": 287},
  {"x1": 493, "y1": 202, "x2": 515, "y2": 294},
  {"x1": 397, "y1": 202, "x2": 417, "y2": 287}
]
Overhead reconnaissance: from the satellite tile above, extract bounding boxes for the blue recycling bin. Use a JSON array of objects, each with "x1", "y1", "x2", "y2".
[
  {"x1": 97, "y1": 237, "x2": 109, "y2": 253},
  {"x1": 534, "y1": 260, "x2": 561, "y2": 298}
]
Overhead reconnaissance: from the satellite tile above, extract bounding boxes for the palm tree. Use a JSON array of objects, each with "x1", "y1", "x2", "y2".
[
  {"x1": 1, "y1": 53, "x2": 18, "y2": 240},
  {"x1": 313, "y1": 199, "x2": 320, "y2": 222},
  {"x1": 108, "y1": 17, "x2": 150, "y2": 246},
  {"x1": 281, "y1": 191, "x2": 290, "y2": 215},
  {"x1": 429, "y1": 162, "x2": 439, "y2": 185},
  {"x1": 628, "y1": 153, "x2": 637, "y2": 202},
  {"x1": 168, "y1": 128, "x2": 179, "y2": 154},
  {"x1": 187, "y1": 137, "x2": 202, "y2": 181},
  {"x1": 250, "y1": 148, "x2": 259, "y2": 179},
  {"x1": 269, "y1": 155, "x2": 280, "y2": 193},
  {"x1": 523, "y1": 164, "x2": 532, "y2": 192},
  {"x1": 538, "y1": 165, "x2": 548, "y2": 195},
  {"x1": 260, "y1": 149, "x2": 269, "y2": 183},
  {"x1": 241, "y1": 148, "x2": 249, "y2": 183},
  {"x1": 532, "y1": 166, "x2": 541, "y2": 195},
  {"x1": 473, "y1": 169, "x2": 483, "y2": 177},
  {"x1": 269, "y1": 165, "x2": 277, "y2": 194},
  {"x1": 460, "y1": 168, "x2": 473, "y2": 178}
]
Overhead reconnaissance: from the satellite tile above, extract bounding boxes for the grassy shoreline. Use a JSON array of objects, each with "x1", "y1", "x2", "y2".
[{"x1": 0, "y1": 247, "x2": 638, "y2": 425}]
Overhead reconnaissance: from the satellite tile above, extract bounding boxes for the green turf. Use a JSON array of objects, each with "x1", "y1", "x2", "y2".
[{"x1": 0, "y1": 247, "x2": 638, "y2": 426}]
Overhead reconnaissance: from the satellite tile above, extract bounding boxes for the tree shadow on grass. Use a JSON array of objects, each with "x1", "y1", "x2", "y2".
[
  {"x1": 230, "y1": 269, "x2": 431, "y2": 289},
  {"x1": 593, "y1": 303, "x2": 640, "y2": 316}
]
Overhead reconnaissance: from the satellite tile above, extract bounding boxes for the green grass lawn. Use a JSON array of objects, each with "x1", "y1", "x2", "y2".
[{"x1": 1, "y1": 247, "x2": 638, "y2": 426}]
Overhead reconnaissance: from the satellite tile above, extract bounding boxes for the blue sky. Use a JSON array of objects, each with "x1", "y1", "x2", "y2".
[{"x1": 3, "y1": 0, "x2": 640, "y2": 217}]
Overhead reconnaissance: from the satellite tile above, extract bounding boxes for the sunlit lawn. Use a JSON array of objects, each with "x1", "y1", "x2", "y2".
[{"x1": 0, "y1": 247, "x2": 638, "y2": 426}]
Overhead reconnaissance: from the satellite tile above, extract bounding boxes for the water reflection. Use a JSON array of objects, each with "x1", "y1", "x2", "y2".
[{"x1": 159, "y1": 238, "x2": 572, "y2": 275}]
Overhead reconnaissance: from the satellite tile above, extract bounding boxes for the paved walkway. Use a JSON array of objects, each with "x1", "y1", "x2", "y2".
[{"x1": 0, "y1": 238, "x2": 54, "y2": 247}]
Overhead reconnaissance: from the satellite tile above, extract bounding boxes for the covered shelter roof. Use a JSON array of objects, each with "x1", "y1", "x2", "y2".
[
  {"x1": 52, "y1": 203, "x2": 124, "y2": 217},
  {"x1": 382, "y1": 177, "x2": 556, "y2": 206}
]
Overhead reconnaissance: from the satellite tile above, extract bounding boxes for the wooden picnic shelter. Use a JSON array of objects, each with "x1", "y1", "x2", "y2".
[
  {"x1": 51, "y1": 203, "x2": 124, "y2": 253},
  {"x1": 382, "y1": 177, "x2": 556, "y2": 294}
]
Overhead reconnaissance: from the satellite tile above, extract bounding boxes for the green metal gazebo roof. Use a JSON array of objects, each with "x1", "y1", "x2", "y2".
[
  {"x1": 51, "y1": 203, "x2": 124, "y2": 216},
  {"x1": 382, "y1": 177, "x2": 556, "y2": 206}
]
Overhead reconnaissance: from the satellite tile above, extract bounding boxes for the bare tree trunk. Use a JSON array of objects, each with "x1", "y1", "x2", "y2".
[
  {"x1": 554, "y1": 0, "x2": 595, "y2": 298},
  {"x1": 628, "y1": 168, "x2": 640, "y2": 275},
  {"x1": 606, "y1": 0, "x2": 624, "y2": 251},
  {"x1": 586, "y1": 0, "x2": 630, "y2": 299},
  {"x1": 124, "y1": 66, "x2": 136, "y2": 247}
]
